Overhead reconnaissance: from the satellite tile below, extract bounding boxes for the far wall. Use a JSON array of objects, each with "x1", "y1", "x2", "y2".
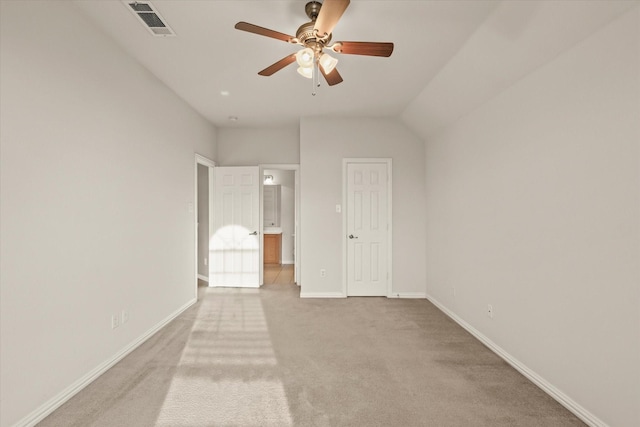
[
  {"x1": 300, "y1": 117, "x2": 427, "y2": 297},
  {"x1": 216, "y1": 127, "x2": 299, "y2": 166}
]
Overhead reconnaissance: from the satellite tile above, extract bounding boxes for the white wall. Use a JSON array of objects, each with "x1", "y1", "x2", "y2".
[
  {"x1": 217, "y1": 127, "x2": 299, "y2": 166},
  {"x1": 0, "y1": 2, "x2": 217, "y2": 426},
  {"x1": 423, "y1": 9, "x2": 639, "y2": 427},
  {"x1": 300, "y1": 117, "x2": 426, "y2": 297},
  {"x1": 264, "y1": 170, "x2": 296, "y2": 264}
]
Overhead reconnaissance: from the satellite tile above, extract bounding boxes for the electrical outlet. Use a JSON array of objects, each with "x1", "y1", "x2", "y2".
[
  {"x1": 204, "y1": 257, "x2": 208, "y2": 266},
  {"x1": 335, "y1": 204, "x2": 341, "y2": 213},
  {"x1": 121, "y1": 310, "x2": 129, "y2": 324},
  {"x1": 111, "y1": 314, "x2": 120, "y2": 329},
  {"x1": 487, "y1": 304, "x2": 494, "y2": 319},
  {"x1": 320, "y1": 269, "x2": 326, "y2": 277}
]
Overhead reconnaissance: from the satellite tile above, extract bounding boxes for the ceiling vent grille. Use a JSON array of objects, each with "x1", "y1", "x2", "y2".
[{"x1": 124, "y1": 1, "x2": 175, "y2": 36}]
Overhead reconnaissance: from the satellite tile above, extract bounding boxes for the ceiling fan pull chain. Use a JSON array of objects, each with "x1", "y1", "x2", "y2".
[
  {"x1": 316, "y1": 59, "x2": 321, "y2": 89},
  {"x1": 312, "y1": 57, "x2": 318, "y2": 96}
]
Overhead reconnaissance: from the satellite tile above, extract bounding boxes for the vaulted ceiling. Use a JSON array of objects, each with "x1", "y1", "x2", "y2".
[{"x1": 73, "y1": 1, "x2": 636, "y2": 137}]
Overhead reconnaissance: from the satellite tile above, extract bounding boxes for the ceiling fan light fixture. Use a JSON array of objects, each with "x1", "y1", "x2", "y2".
[
  {"x1": 297, "y1": 66, "x2": 313, "y2": 79},
  {"x1": 319, "y1": 53, "x2": 338, "y2": 74},
  {"x1": 296, "y1": 47, "x2": 315, "y2": 68},
  {"x1": 235, "y1": 0, "x2": 394, "y2": 91}
]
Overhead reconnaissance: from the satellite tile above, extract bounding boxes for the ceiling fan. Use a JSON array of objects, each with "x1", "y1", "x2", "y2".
[{"x1": 234, "y1": 0, "x2": 393, "y2": 89}]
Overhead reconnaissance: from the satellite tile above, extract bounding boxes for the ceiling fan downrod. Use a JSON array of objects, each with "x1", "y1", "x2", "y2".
[{"x1": 305, "y1": 1, "x2": 322, "y2": 21}]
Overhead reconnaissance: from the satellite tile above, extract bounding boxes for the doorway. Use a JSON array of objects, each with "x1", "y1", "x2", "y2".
[
  {"x1": 343, "y1": 158, "x2": 392, "y2": 297},
  {"x1": 260, "y1": 164, "x2": 300, "y2": 286},
  {"x1": 194, "y1": 154, "x2": 215, "y2": 299}
]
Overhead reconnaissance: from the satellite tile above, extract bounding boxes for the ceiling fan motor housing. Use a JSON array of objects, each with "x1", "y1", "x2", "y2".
[{"x1": 296, "y1": 20, "x2": 332, "y2": 51}]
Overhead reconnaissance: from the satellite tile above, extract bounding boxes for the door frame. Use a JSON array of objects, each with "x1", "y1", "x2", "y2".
[
  {"x1": 342, "y1": 158, "x2": 393, "y2": 297},
  {"x1": 194, "y1": 153, "x2": 215, "y2": 300},
  {"x1": 259, "y1": 164, "x2": 301, "y2": 286}
]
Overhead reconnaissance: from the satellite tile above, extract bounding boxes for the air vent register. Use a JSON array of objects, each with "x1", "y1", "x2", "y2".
[{"x1": 125, "y1": 1, "x2": 174, "y2": 36}]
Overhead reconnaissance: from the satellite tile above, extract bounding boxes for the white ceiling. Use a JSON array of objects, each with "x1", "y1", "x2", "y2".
[{"x1": 73, "y1": 1, "x2": 637, "y2": 134}]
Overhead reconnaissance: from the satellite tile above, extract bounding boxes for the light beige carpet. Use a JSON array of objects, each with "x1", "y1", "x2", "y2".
[{"x1": 38, "y1": 283, "x2": 584, "y2": 426}]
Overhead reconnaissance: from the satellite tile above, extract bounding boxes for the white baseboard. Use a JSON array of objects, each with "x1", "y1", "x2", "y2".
[
  {"x1": 281, "y1": 261, "x2": 294, "y2": 265},
  {"x1": 300, "y1": 292, "x2": 346, "y2": 298},
  {"x1": 13, "y1": 298, "x2": 197, "y2": 427},
  {"x1": 387, "y1": 292, "x2": 427, "y2": 299},
  {"x1": 300, "y1": 292, "x2": 425, "y2": 299},
  {"x1": 425, "y1": 293, "x2": 608, "y2": 427},
  {"x1": 197, "y1": 274, "x2": 209, "y2": 282},
  {"x1": 209, "y1": 283, "x2": 259, "y2": 289}
]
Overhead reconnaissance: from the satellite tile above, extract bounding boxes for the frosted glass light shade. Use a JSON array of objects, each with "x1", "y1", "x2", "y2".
[
  {"x1": 319, "y1": 53, "x2": 338, "y2": 74},
  {"x1": 297, "y1": 66, "x2": 312, "y2": 79},
  {"x1": 295, "y1": 48, "x2": 314, "y2": 68}
]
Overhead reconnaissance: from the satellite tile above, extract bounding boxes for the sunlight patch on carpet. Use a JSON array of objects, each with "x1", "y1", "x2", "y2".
[{"x1": 155, "y1": 288, "x2": 293, "y2": 426}]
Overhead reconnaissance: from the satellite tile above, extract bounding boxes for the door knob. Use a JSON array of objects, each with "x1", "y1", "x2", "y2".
[
  {"x1": 348, "y1": 234, "x2": 358, "y2": 239},
  {"x1": 249, "y1": 231, "x2": 258, "y2": 235}
]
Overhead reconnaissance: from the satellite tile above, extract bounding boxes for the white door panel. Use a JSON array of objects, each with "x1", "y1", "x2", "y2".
[
  {"x1": 211, "y1": 167, "x2": 260, "y2": 287},
  {"x1": 346, "y1": 162, "x2": 389, "y2": 296}
]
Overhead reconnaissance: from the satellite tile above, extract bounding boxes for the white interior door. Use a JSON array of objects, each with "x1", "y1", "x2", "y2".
[
  {"x1": 346, "y1": 161, "x2": 390, "y2": 296},
  {"x1": 210, "y1": 166, "x2": 260, "y2": 288}
]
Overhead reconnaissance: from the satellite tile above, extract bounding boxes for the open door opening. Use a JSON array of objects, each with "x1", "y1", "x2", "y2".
[
  {"x1": 262, "y1": 168, "x2": 296, "y2": 285},
  {"x1": 195, "y1": 154, "x2": 215, "y2": 299},
  {"x1": 206, "y1": 163, "x2": 300, "y2": 289},
  {"x1": 260, "y1": 165, "x2": 300, "y2": 287}
]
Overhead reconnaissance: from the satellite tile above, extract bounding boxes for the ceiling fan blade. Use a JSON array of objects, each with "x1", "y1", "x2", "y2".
[
  {"x1": 320, "y1": 67, "x2": 343, "y2": 86},
  {"x1": 331, "y1": 41, "x2": 394, "y2": 57},
  {"x1": 235, "y1": 22, "x2": 294, "y2": 43},
  {"x1": 314, "y1": 0, "x2": 350, "y2": 37},
  {"x1": 258, "y1": 54, "x2": 297, "y2": 76}
]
